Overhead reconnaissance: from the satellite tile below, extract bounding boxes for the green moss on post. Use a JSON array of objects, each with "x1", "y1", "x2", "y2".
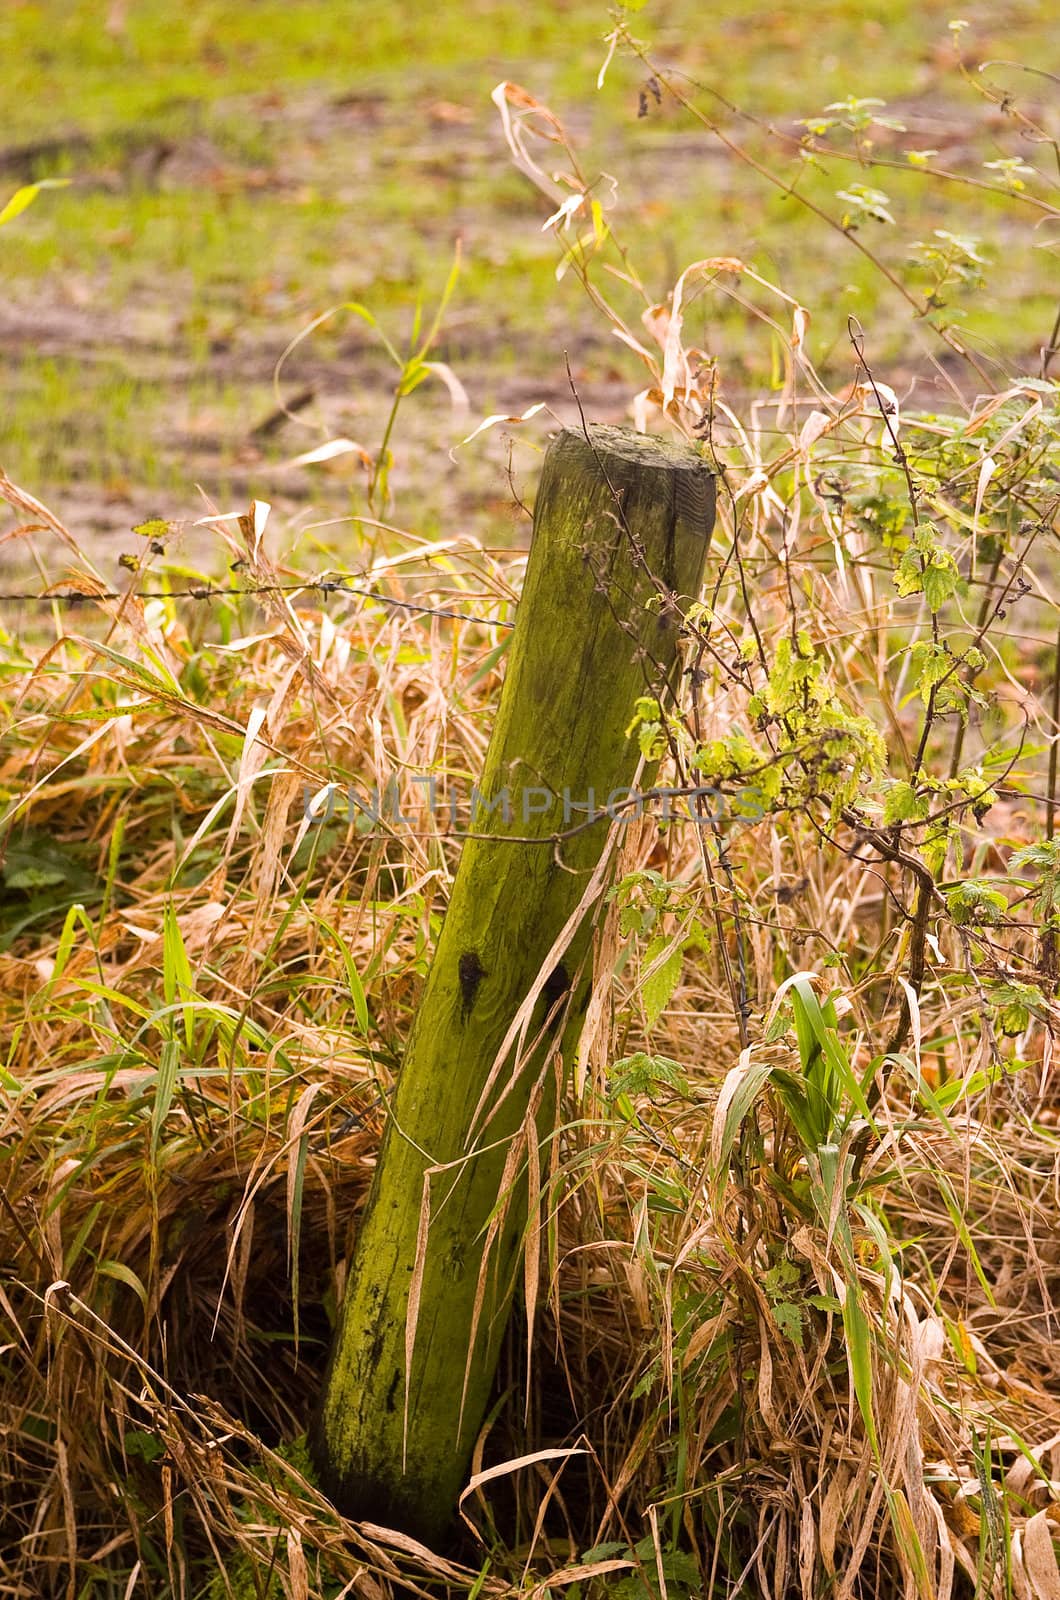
[{"x1": 312, "y1": 425, "x2": 715, "y2": 1541}]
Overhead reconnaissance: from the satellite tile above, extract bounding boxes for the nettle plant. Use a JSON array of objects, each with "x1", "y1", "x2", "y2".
[
  {"x1": 490, "y1": 30, "x2": 1060, "y2": 1062},
  {"x1": 489, "y1": 23, "x2": 1060, "y2": 1598}
]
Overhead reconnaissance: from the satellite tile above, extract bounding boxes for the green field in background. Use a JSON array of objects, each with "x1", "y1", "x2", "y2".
[{"x1": 1, "y1": 0, "x2": 1055, "y2": 528}]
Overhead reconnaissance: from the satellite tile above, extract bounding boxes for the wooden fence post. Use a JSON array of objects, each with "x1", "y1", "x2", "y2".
[{"x1": 312, "y1": 424, "x2": 715, "y2": 1540}]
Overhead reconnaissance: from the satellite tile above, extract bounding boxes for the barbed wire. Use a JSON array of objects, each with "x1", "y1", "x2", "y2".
[{"x1": 0, "y1": 576, "x2": 516, "y2": 629}]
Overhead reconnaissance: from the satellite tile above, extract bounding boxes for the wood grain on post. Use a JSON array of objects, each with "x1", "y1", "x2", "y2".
[{"x1": 313, "y1": 424, "x2": 715, "y2": 1540}]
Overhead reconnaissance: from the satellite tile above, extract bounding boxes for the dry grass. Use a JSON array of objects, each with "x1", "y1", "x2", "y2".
[
  {"x1": 3, "y1": 377, "x2": 1060, "y2": 1595},
  {"x1": 4, "y1": 27, "x2": 1060, "y2": 1600}
]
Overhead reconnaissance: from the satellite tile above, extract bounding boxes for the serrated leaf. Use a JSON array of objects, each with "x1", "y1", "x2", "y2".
[
  {"x1": 641, "y1": 937, "x2": 683, "y2": 1026},
  {"x1": 610, "y1": 1052, "x2": 688, "y2": 1101},
  {"x1": 807, "y1": 1292, "x2": 843, "y2": 1313},
  {"x1": 772, "y1": 1300, "x2": 805, "y2": 1347},
  {"x1": 945, "y1": 879, "x2": 1007, "y2": 926},
  {"x1": 922, "y1": 559, "x2": 960, "y2": 611},
  {"x1": 882, "y1": 780, "x2": 929, "y2": 824},
  {"x1": 132, "y1": 517, "x2": 171, "y2": 541}
]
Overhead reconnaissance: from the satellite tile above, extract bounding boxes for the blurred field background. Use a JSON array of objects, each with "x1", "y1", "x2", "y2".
[{"x1": 1, "y1": 0, "x2": 1056, "y2": 555}]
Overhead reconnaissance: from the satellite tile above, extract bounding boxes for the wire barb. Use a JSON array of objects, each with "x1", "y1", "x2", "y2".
[{"x1": 0, "y1": 577, "x2": 516, "y2": 629}]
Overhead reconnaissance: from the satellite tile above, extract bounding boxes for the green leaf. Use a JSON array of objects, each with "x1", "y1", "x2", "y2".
[
  {"x1": 4, "y1": 859, "x2": 65, "y2": 890},
  {"x1": 894, "y1": 525, "x2": 961, "y2": 611},
  {"x1": 313, "y1": 913, "x2": 371, "y2": 1034},
  {"x1": 132, "y1": 516, "x2": 171, "y2": 541},
  {"x1": 842, "y1": 1287, "x2": 878, "y2": 1455},
  {"x1": 771, "y1": 1300, "x2": 804, "y2": 1348},
  {"x1": 762, "y1": 1258, "x2": 800, "y2": 1294},
  {"x1": 3, "y1": 839, "x2": 93, "y2": 892},
  {"x1": 76, "y1": 636, "x2": 181, "y2": 696},
  {"x1": 1009, "y1": 840, "x2": 1060, "y2": 873},
  {"x1": 0, "y1": 178, "x2": 70, "y2": 227},
  {"x1": 788, "y1": 975, "x2": 875, "y2": 1134},
  {"x1": 882, "y1": 780, "x2": 929, "y2": 824},
  {"x1": 581, "y1": 1543, "x2": 631, "y2": 1564},
  {"x1": 67, "y1": 979, "x2": 152, "y2": 1020},
  {"x1": 35, "y1": 908, "x2": 90, "y2": 992},
  {"x1": 162, "y1": 900, "x2": 195, "y2": 1047},
  {"x1": 151, "y1": 1039, "x2": 182, "y2": 1159},
  {"x1": 807, "y1": 1292, "x2": 843, "y2": 1314},
  {"x1": 610, "y1": 1052, "x2": 688, "y2": 1101},
  {"x1": 468, "y1": 634, "x2": 513, "y2": 688},
  {"x1": 97, "y1": 1259, "x2": 149, "y2": 1311},
  {"x1": 945, "y1": 879, "x2": 1007, "y2": 926},
  {"x1": 339, "y1": 300, "x2": 403, "y2": 366},
  {"x1": 836, "y1": 185, "x2": 895, "y2": 225},
  {"x1": 989, "y1": 980, "x2": 1044, "y2": 1037},
  {"x1": 713, "y1": 1056, "x2": 774, "y2": 1181},
  {"x1": 641, "y1": 936, "x2": 683, "y2": 1026},
  {"x1": 629, "y1": 1362, "x2": 661, "y2": 1401},
  {"x1": 922, "y1": 558, "x2": 960, "y2": 612},
  {"x1": 764, "y1": 1002, "x2": 793, "y2": 1043},
  {"x1": 935, "y1": 1172, "x2": 996, "y2": 1305},
  {"x1": 123, "y1": 1429, "x2": 166, "y2": 1464},
  {"x1": 768, "y1": 1068, "x2": 820, "y2": 1150}
]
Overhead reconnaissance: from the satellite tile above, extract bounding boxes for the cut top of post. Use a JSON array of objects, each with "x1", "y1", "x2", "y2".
[
  {"x1": 522, "y1": 424, "x2": 715, "y2": 642},
  {"x1": 575, "y1": 421, "x2": 714, "y2": 477},
  {"x1": 559, "y1": 422, "x2": 715, "y2": 526}
]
